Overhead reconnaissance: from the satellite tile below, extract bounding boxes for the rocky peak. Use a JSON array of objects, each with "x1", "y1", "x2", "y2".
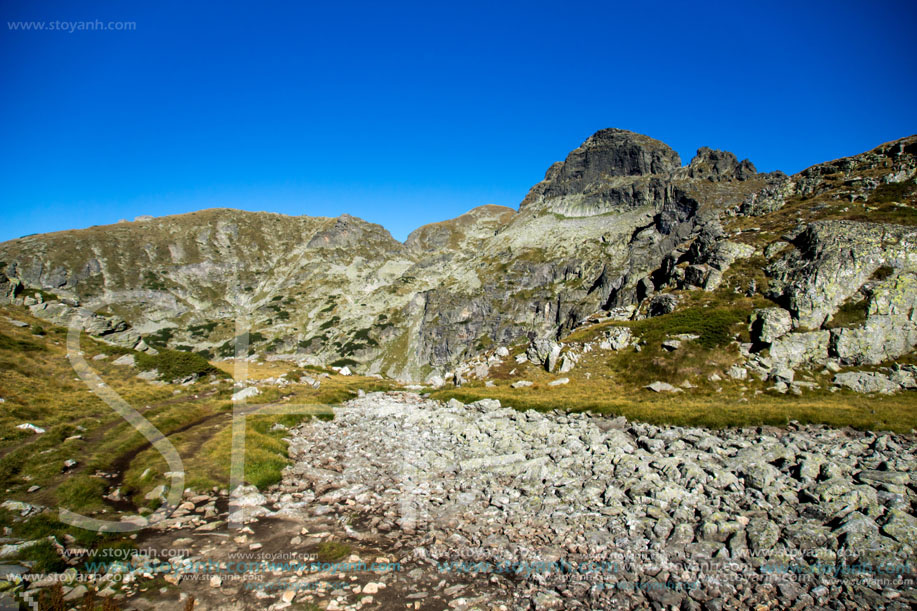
[
  {"x1": 684, "y1": 146, "x2": 757, "y2": 182},
  {"x1": 571, "y1": 128, "x2": 682, "y2": 178},
  {"x1": 519, "y1": 128, "x2": 681, "y2": 217}
]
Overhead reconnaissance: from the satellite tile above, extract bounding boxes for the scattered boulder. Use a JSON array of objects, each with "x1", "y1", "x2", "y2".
[
  {"x1": 768, "y1": 330, "x2": 830, "y2": 371},
  {"x1": 600, "y1": 327, "x2": 634, "y2": 351},
  {"x1": 547, "y1": 378, "x2": 569, "y2": 387},
  {"x1": 648, "y1": 294, "x2": 678, "y2": 317},
  {"x1": 645, "y1": 381, "x2": 682, "y2": 393},
  {"x1": 526, "y1": 338, "x2": 562, "y2": 372},
  {"x1": 231, "y1": 387, "x2": 261, "y2": 401},
  {"x1": 510, "y1": 380, "x2": 533, "y2": 389},
  {"x1": 557, "y1": 354, "x2": 576, "y2": 373},
  {"x1": 833, "y1": 371, "x2": 902, "y2": 394},
  {"x1": 749, "y1": 307, "x2": 793, "y2": 345},
  {"x1": 425, "y1": 374, "x2": 445, "y2": 389},
  {"x1": 113, "y1": 354, "x2": 136, "y2": 367}
]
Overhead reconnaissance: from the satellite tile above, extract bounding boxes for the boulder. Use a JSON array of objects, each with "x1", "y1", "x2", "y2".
[
  {"x1": 832, "y1": 371, "x2": 901, "y2": 394},
  {"x1": 648, "y1": 294, "x2": 678, "y2": 317},
  {"x1": 232, "y1": 387, "x2": 261, "y2": 401},
  {"x1": 601, "y1": 327, "x2": 634, "y2": 350},
  {"x1": 768, "y1": 331, "x2": 830, "y2": 370},
  {"x1": 645, "y1": 381, "x2": 682, "y2": 393},
  {"x1": 425, "y1": 374, "x2": 445, "y2": 389},
  {"x1": 767, "y1": 221, "x2": 917, "y2": 329},
  {"x1": 830, "y1": 272, "x2": 917, "y2": 365},
  {"x1": 749, "y1": 308, "x2": 793, "y2": 345},
  {"x1": 526, "y1": 338, "x2": 561, "y2": 372}
]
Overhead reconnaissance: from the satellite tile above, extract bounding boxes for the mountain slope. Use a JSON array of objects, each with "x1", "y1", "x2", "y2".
[{"x1": 1, "y1": 130, "x2": 915, "y2": 382}]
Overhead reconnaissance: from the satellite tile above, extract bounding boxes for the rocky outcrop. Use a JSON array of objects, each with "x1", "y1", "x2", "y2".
[
  {"x1": 518, "y1": 128, "x2": 681, "y2": 217},
  {"x1": 682, "y1": 146, "x2": 756, "y2": 182},
  {"x1": 830, "y1": 272, "x2": 917, "y2": 365},
  {"x1": 768, "y1": 221, "x2": 917, "y2": 329}
]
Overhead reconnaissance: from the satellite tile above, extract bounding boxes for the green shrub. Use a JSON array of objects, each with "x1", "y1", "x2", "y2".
[
  {"x1": 315, "y1": 540, "x2": 351, "y2": 562},
  {"x1": 869, "y1": 179, "x2": 916, "y2": 205},
  {"x1": 135, "y1": 348, "x2": 224, "y2": 381},
  {"x1": 632, "y1": 306, "x2": 747, "y2": 350},
  {"x1": 319, "y1": 316, "x2": 340, "y2": 331},
  {"x1": 15, "y1": 540, "x2": 67, "y2": 572},
  {"x1": 330, "y1": 358, "x2": 358, "y2": 368},
  {"x1": 825, "y1": 298, "x2": 868, "y2": 329}
]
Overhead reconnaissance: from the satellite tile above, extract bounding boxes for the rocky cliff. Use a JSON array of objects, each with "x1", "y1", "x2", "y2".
[{"x1": 1, "y1": 130, "x2": 915, "y2": 383}]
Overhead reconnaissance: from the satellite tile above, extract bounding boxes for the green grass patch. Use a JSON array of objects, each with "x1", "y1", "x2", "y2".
[
  {"x1": 825, "y1": 298, "x2": 869, "y2": 329},
  {"x1": 56, "y1": 475, "x2": 107, "y2": 512},
  {"x1": 14, "y1": 539, "x2": 68, "y2": 572},
  {"x1": 315, "y1": 540, "x2": 352, "y2": 562}
]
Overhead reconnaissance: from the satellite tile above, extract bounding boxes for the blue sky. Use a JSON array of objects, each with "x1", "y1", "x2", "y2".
[{"x1": 1, "y1": 1, "x2": 915, "y2": 243}]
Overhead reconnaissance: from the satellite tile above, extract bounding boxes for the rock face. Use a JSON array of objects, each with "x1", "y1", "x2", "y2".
[
  {"x1": 768, "y1": 221, "x2": 917, "y2": 330},
  {"x1": 1, "y1": 131, "x2": 915, "y2": 382},
  {"x1": 519, "y1": 129, "x2": 682, "y2": 217},
  {"x1": 683, "y1": 146, "x2": 757, "y2": 182},
  {"x1": 274, "y1": 392, "x2": 917, "y2": 610}
]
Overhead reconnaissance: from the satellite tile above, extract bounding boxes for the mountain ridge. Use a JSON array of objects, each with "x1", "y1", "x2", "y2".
[{"x1": 1, "y1": 129, "x2": 915, "y2": 383}]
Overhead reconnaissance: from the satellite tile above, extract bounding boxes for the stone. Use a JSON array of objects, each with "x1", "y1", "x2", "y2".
[
  {"x1": 113, "y1": 354, "x2": 135, "y2": 367},
  {"x1": 833, "y1": 372, "x2": 900, "y2": 394},
  {"x1": 645, "y1": 381, "x2": 681, "y2": 393},
  {"x1": 648, "y1": 294, "x2": 679, "y2": 317},
  {"x1": 547, "y1": 378, "x2": 569, "y2": 387},
  {"x1": 15, "y1": 423, "x2": 45, "y2": 434},
  {"x1": 602, "y1": 327, "x2": 634, "y2": 350},
  {"x1": 526, "y1": 338, "x2": 561, "y2": 372},
  {"x1": 510, "y1": 380, "x2": 533, "y2": 389},
  {"x1": 232, "y1": 387, "x2": 261, "y2": 401},
  {"x1": 748, "y1": 308, "x2": 793, "y2": 345},
  {"x1": 557, "y1": 354, "x2": 576, "y2": 373},
  {"x1": 768, "y1": 331, "x2": 830, "y2": 370},
  {"x1": 425, "y1": 375, "x2": 444, "y2": 389},
  {"x1": 726, "y1": 366, "x2": 747, "y2": 380}
]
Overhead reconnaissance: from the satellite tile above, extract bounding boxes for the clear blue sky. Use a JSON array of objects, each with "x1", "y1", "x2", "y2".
[{"x1": 1, "y1": 1, "x2": 915, "y2": 243}]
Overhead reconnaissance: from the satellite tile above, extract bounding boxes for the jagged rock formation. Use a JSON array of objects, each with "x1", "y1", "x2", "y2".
[{"x1": 1, "y1": 130, "x2": 915, "y2": 382}]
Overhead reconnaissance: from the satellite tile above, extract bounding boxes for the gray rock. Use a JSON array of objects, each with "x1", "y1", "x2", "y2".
[
  {"x1": 749, "y1": 308, "x2": 793, "y2": 345},
  {"x1": 768, "y1": 331, "x2": 830, "y2": 370},
  {"x1": 832, "y1": 371, "x2": 900, "y2": 394},
  {"x1": 601, "y1": 327, "x2": 634, "y2": 351},
  {"x1": 113, "y1": 354, "x2": 135, "y2": 367},
  {"x1": 648, "y1": 294, "x2": 679, "y2": 317},
  {"x1": 645, "y1": 381, "x2": 681, "y2": 393}
]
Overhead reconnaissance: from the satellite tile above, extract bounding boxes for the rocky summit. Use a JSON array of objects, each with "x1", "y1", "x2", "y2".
[{"x1": 1, "y1": 129, "x2": 916, "y2": 388}]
